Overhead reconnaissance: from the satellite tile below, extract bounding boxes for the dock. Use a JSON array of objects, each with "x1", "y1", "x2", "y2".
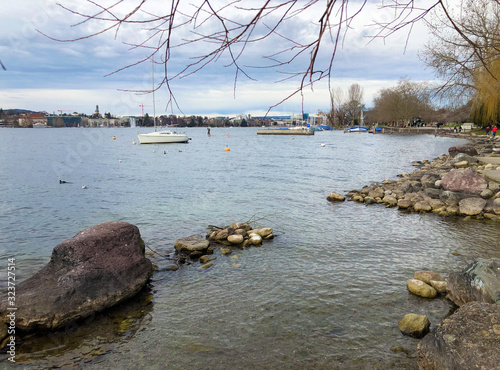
[{"x1": 257, "y1": 128, "x2": 315, "y2": 135}]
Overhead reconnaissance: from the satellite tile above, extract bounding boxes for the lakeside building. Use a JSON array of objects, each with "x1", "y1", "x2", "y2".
[
  {"x1": 83, "y1": 117, "x2": 120, "y2": 127},
  {"x1": 47, "y1": 115, "x2": 82, "y2": 127},
  {"x1": 18, "y1": 113, "x2": 47, "y2": 127}
]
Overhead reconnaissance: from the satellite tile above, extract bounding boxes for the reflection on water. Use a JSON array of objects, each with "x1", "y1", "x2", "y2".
[{"x1": 0, "y1": 127, "x2": 499, "y2": 368}]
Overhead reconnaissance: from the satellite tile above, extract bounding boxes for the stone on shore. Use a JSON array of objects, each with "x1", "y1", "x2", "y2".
[
  {"x1": 448, "y1": 144, "x2": 478, "y2": 157},
  {"x1": 397, "y1": 199, "x2": 413, "y2": 209},
  {"x1": 413, "y1": 200, "x2": 432, "y2": 212},
  {"x1": 0, "y1": 221, "x2": 153, "y2": 331},
  {"x1": 446, "y1": 258, "x2": 500, "y2": 306},
  {"x1": 440, "y1": 168, "x2": 488, "y2": 195},
  {"x1": 398, "y1": 313, "x2": 431, "y2": 338},
  {"x1": 327, "y1": 192, "x2": 346, "y2": 202},
  {"x1": 458, "y1": 197, "x2": 487, "y2": 216},
  {"x1": 175, "y1": 235, "x2": 210, "y2": 255},
  {"x1": 414, "y1": 271, "x2": 445, "y2": 285},
  {"x1": 227, "y1": 234, "x2": 244, "y2": 244},
  {"x1": 429, "y1": 280, "x2": 447, "y2": 293},
  {"x1": 407, "y1": 279, "x2": 437, "y2": 298},
  {"x1": 382, "y1": 195, "x2": 397, "y2": 207},
  {"x1": 417, "y1": 301, "x2": 500, "y2": 369}
]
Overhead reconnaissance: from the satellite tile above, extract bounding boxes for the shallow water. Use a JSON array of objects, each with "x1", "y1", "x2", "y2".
[{"x1": 0, "y1": 127, "x2": 499, "y2": 368}]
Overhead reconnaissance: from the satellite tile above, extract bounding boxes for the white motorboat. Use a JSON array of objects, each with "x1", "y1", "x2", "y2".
[
  {"x1": 346, "y1": 126, "x2": 368, "y2": 133},
  {"x1": 138, "y1": 130, "x2": 189, "y2": 144}
]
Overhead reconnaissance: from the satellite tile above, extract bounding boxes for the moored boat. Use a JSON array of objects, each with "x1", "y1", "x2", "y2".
[
  {"x1": 137, "y1": 130, "x2": 189, "y2": 144},
  {"x1": 346, "y1": 126, "x2": 368, "y2": 133}
]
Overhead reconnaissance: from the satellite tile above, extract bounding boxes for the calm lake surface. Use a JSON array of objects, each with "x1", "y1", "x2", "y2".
[{"x1": 1, "y1": 127, "x2": 499, "y2": 369}]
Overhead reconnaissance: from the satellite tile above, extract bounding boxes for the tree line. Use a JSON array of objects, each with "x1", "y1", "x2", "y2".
[{"x1": 329, "y1": 0, "x2": 500, "y2": 128}]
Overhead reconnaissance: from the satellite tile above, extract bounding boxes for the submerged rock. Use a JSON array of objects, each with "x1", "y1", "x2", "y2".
[
  {"x1": 175, "y1": 235, "x2": 210, "y2": 255},
  {"x1": 398, "y1": 313, "x2": 431, "y2": 338},
  {"x1": 0, "y1": 221, "x2": 153, "y2": 331},
  {"x1": 417, "y1": 301, "x2": 500, "y2": 369},
  {"x1": 326, "y1": 192, "x2": 346, "y2": 202}
]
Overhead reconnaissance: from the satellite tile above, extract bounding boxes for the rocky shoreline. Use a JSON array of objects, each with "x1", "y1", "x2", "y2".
[{"x1": 328, "y1": 135, "x2": 500, "y2": 220}]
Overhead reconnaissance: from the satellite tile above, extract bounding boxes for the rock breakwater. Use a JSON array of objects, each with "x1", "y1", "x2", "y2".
[{"x1": 341, "y1": 138, "x2": 500, "y2": 220}]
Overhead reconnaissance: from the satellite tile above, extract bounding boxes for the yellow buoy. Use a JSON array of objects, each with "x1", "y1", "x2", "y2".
[
  {"x1": 112, "y1": 136, "x2": 116, "y2": 140},
  {"x1": 132, "y1": 141, "x2": 137, "y2": 145},
  {"x1": 224, "y1": 146, "x2": 230, "y2": 151}
]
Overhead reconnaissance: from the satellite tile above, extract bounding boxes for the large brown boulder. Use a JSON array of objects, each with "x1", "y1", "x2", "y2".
[
  {"x1": 447, "y1": 258, "x2": 500, "y2": 306},
  {"x1": 0, "y1": 222, "x2": 153, "y2": 331},
  {"x1": 448, "y1": 144, "x2": 478, "y2": 157},
  {"x1": 440, "y1": 168, "x2": 488, "y2": 195},
  {"x1": 417, "y1": 301, "x2": 500, "y2": 369}
]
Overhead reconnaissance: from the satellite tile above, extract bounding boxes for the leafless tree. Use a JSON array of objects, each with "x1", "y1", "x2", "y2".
[
  {"x1": 372, "y1": 78, "x2": 432, "y2": 125},
  {"x1": 327, "y1": 86, "x2": 347, "y2": 126},
  {"x1": 42, "y1": 0, "x2": 491, "y2": 113},
  {"x1": 345, "y1": 83, "x2": 364, "y2": 125},
  {"x1": 421, "y1": 0, "x2": 500, "y2": 102}
]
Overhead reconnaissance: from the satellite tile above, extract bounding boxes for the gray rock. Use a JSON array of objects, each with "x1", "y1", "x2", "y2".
[
  {"x1": 448, "y1": 144, "x2": 478, "y2": 157},
  {"x1": 493, "y1": 198, "x2": 500, "y2": 215},
  {"x1": 417, "y1": 302, "x2": 500, "y2": 370},
  {"x1": 0, "y1": 222, "x2": 153, "y2": 331},
  {"x1": 447, "y1": 258, "x2": 500, "y2": 306},
  {"x1": 425, "y1": 188, "x2": 441, "y2": 199},
  {"x1": 452, "y1": 152, "x2": 478, "y2": 163},
  {"x1": 398, "y1": 181, "x2": 413, "y2": 193},
  {"x1": 439, "y1": 190, "x2": 463, "y2": 206},
  {"x1": 458, "y1": 197, "x2": 487, "y2": 215},
  {"x1": 440, "y1": 168, "x2": 488, "y2": 195},
  {"x1": 480, "y1": 188, "x2": 494, "y2": 199},
  {"x1": 489, "y1": 181, "x2": 500, "y2": 193},
  {"x1": 175, "y1": 235, "x2": 210, "y2": 254},
  {"x1": 420, "y1": 173, "x2": 441, "y2": 188}
]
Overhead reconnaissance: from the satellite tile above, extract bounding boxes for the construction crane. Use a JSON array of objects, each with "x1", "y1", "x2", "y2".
[
  {"x1": 139, "y1": 103, "x2": 152, "y2": 117},
  {"x1": 57, "y1": 110, "x2": 72, "y2": 116}
]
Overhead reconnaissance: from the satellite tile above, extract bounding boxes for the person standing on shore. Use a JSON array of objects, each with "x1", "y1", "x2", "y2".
[
  {"x1": 486, "y1": 125, "x2": 491, "y2": 136},
  {"x1": 492, "y1": 125, "x2": 498, "y2": 138}
]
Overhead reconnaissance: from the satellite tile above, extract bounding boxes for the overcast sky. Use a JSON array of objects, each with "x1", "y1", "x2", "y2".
[{"x1": 0, "y1": 0, "x2": 443, "y2": 117}]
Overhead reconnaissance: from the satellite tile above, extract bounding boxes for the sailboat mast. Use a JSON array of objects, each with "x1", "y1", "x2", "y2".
[{"x1": 152, "y1": 58, "x2": 156, "y2": 132}]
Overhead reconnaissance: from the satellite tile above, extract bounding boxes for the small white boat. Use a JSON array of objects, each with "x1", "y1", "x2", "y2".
[
  {"x1": 138, "y1": 130, "x2": 189, "y2": 144},
  {"x1": 346, "y1": 126, "x2": 368, "y2": 133},
  {"x1": 137, "y1": 57, "x2": 190, "y2": 145}
]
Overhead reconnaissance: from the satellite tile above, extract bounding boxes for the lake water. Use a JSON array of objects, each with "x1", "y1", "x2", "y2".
[{"x1": 1, "y1": 127, "x2": 499, "y2": 369}]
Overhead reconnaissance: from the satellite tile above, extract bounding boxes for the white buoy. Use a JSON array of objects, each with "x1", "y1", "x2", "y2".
[
  {"x1": 119, "y1": 159, "x2": 122, "y2": 163},
  {"x1": 321, "y1": 143, "x2": 326, "y2": 147},
  {"x1": 82, "y1": 185, "x2": 88, "y2": 189}
]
